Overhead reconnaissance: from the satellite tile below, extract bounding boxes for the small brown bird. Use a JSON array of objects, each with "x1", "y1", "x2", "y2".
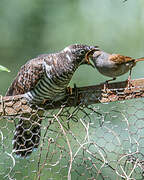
[
  {"x1": 6, "y1": 44, "x2": 99, "y2": 157},
  {"x1": 91, "y1": 50, "x2": 144, "y2": 82}
]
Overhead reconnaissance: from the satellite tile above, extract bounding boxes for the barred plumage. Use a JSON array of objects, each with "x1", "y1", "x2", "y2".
[{"x1": 6, "y1": 44, "x2": 99, "y2": 157}]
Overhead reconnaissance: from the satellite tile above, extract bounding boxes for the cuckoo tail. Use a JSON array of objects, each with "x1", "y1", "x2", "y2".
[{"x1": 13, "y1": 110, "x2": 44, "y2": 158}]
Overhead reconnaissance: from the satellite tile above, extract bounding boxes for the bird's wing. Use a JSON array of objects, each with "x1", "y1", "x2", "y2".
[
  {"x1": 6, "y1": 57, "x2": 47, "y2": 96},
  {"x1": 109, "y1": 54, "x2": 133, "y2": 64}
]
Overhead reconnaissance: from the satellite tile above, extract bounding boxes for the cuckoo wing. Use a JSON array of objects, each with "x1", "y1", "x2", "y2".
[{"x1": 6, "y1": 57, "x2": 47, "y2": 96}]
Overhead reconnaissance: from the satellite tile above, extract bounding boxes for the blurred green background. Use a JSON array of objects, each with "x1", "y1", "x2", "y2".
[
  {"x1": 0, "y1": 0, "x2": 144, "y2": 179},
  {"x1": 0, "y1": 0, "x2": 144, "y2": 95}
]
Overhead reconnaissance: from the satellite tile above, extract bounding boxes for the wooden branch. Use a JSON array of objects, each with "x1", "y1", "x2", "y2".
[{"x1": 1, "y1": 78, "x2": 144, "y2": 117}]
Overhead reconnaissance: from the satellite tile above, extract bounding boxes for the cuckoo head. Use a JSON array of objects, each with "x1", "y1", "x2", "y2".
[{"x1": 63, "y1": 44, "x2": 99, "y2": 66}]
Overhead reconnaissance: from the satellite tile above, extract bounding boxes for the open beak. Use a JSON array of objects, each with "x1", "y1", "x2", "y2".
[{"x1": 85, "y1": 48, "x2": 99, "y2": 68}]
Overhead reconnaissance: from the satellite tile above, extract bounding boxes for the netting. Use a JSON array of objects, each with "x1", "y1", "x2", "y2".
[{"x1": 0, "y1": 79, "x2": 144, "y2": 180}]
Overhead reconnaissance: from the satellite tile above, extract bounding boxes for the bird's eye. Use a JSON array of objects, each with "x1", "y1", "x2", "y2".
[{"x1": 79, "y1": 49, "x2": 85, "y2": 54}]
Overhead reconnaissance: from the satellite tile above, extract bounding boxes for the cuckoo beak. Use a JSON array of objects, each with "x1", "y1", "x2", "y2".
[{"x1": 85, "y1": 48, "x2": 99, "y2": 68}]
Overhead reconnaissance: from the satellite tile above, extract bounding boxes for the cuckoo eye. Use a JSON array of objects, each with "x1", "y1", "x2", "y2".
[{"x1": 79, "y1": 49, "x2": 85, "y2": 54}]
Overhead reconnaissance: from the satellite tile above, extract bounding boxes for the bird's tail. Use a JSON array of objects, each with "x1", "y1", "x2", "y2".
[
  {"x1": 13, "y1": 110, "x2": 43, "y2": 158},
  {"x1": 135, "y1": 57, "x2": 144, "y2": 62}
]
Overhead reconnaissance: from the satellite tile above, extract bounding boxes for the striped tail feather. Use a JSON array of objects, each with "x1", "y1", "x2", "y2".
[{"x1": 13, "y1": 110, "x2": 44, "y2": 158}]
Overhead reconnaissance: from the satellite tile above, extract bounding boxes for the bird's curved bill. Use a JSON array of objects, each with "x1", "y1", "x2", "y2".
[{"x1": 85, "y1": 48, "x2": 99, "y2": 67}]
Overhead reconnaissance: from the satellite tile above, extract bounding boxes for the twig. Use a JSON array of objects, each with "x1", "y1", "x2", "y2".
[
  {"x1": 1, "y1": 79, "x2": 144, "y2": 117},
  {"x1": 53, "y1": 107, "x2": 73, "y2": 180}
]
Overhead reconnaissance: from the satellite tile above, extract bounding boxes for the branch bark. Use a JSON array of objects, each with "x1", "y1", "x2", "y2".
[{"x1": 1, "y1": 78, "x2": 144, "y2": 117}]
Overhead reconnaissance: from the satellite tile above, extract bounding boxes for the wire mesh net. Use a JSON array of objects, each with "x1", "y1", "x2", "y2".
[{"x1": 0, "y1": 81, "x2": 144, "y2": 180}]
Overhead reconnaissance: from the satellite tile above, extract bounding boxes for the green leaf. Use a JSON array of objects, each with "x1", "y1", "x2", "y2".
[{"x1": 0, "y1": 65, "x2": 10, "y2": 72}]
